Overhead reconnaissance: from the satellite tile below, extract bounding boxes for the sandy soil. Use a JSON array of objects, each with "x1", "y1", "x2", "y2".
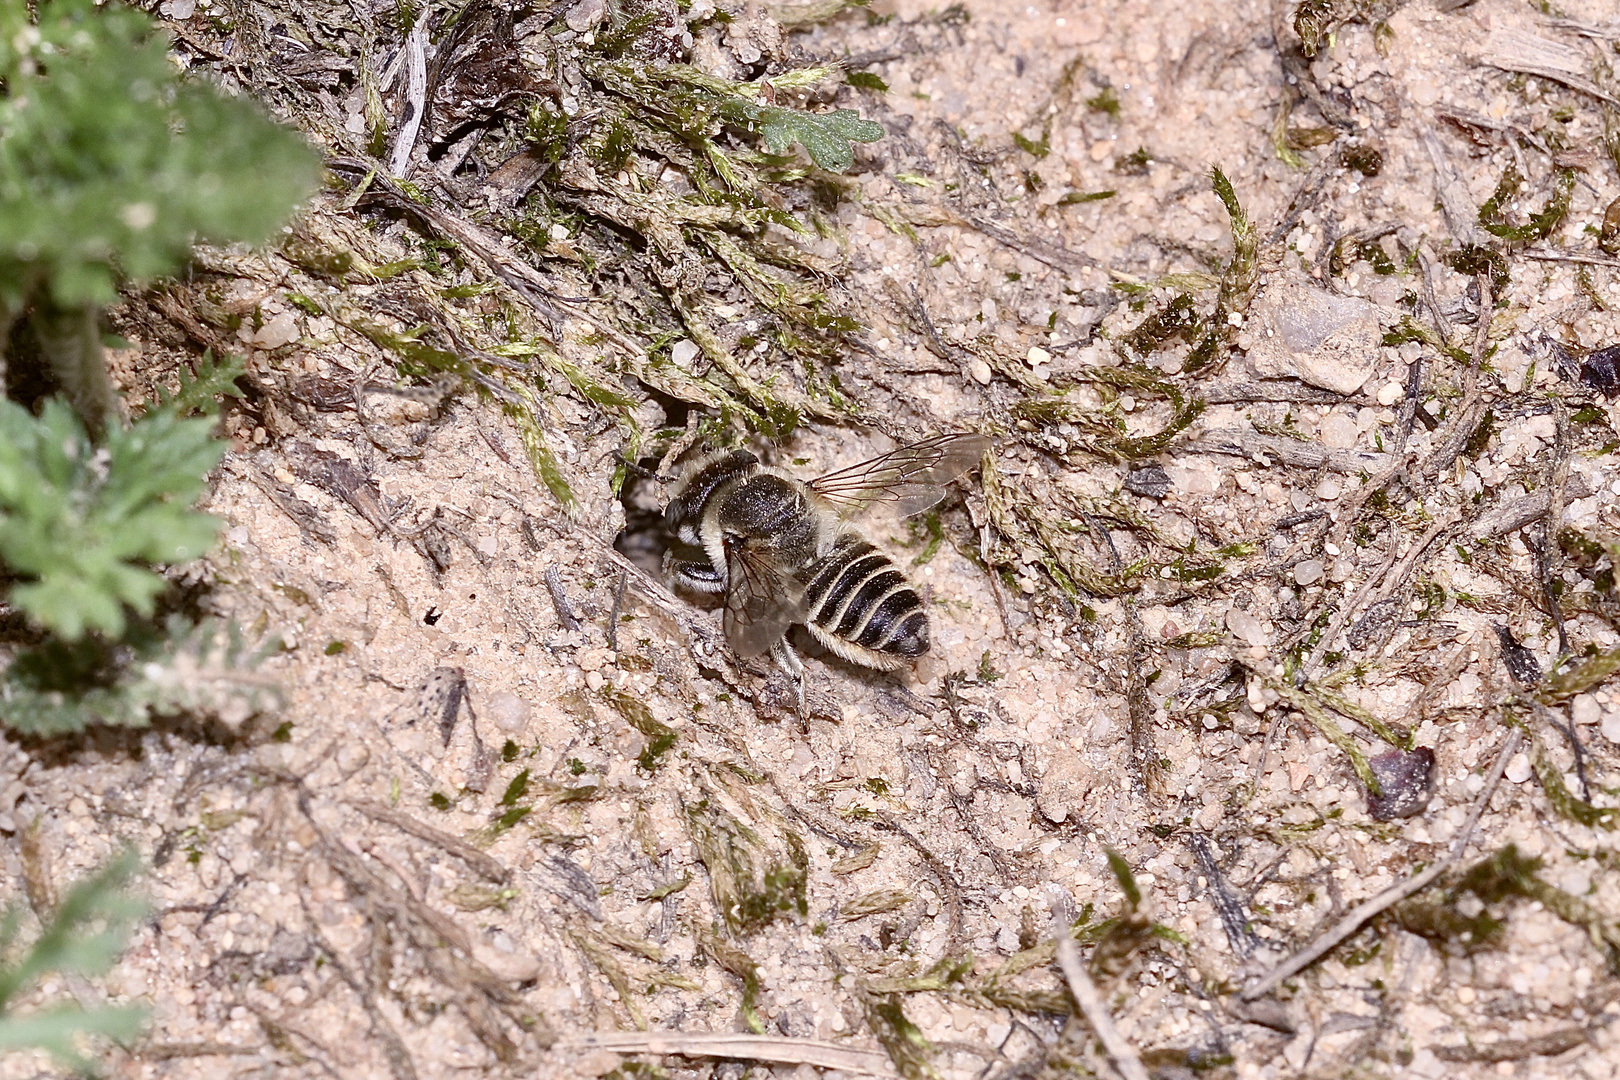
[{"x1": 6, "y1": 0, "x2": 1620, "y2": 1078}]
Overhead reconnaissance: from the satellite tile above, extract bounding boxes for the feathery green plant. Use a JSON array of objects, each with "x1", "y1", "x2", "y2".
[
  {"x1": 0, "y1": 850, "x2": 147, "y2": 1070},
  {"x1": 0, "y1": 397, "x2": 223, "y2": 642},
  {"x1": 0, "y1": 0, "x2": 312, "y2": 735},
  {"x1": 0, "y1": 0, "x2": 320, "y2": 421},
  {"x1": 2, "y1": 617, "x2": 283, "y2": 734}
]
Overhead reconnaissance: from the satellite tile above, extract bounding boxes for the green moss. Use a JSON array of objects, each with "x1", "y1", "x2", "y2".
[
  {"x1": 504, "y1": 392, "x2": 578, "y2": 517},
  {"x1": 1184, "y1": 168, "x2": 1256, "y2": 374},
  {"x1": 1106, "y1": 848, "x2": 1141, "y2": 907},
  {"x1": 697, "y1": 927, "x2": 765, "y2": 1032},
  {"x1": 1402, "y1": 845, "x2": 1620, "y2": 969},
  {"x1": 908, "y1": 511, "x2": 945, "y2": 566},
  {"x1": 863, "y1": 995, "x2": 936, "y2": 1080},
  {"x1": 1528, "y1": 731, "x2": 1620, "y2": 829},
  {"x1": 1294, "y1": 0, "x2": 1336, "y2": 56},
  {"x1": 1537, "y1": 642, "x2": 1620, "y2": 702},
  {"x1": 1086, "y1": 86, "x2": 1121, "y2": 118},
  {"x1": 1122, "y1": 294, "x2": 1199, "y2": 356},
  {"x1": 1011, "y1": 131, "x2": 1050, "y2": 159},
  {"x1": 684, "y1": 799, "x2": 807, "y2": 934},
  {"x1": 605, "y1": 689, "x2": 679, "y2": 771},
  {"x1": 1058, "y1": 189, "x2": 1116, "y2": 204},
  {"x1": 1464, "y1": 409, "x2": 1496, "y2": 459},
  {"x1": 500, "y1": 770, "x2": 531, "y2": 807},
  {"x1": 638, "y1": 873, "x2": 691, "y2": 901},
  {"x1": 1479, "y1": 167, "x2": 1575, "y2": 242}
]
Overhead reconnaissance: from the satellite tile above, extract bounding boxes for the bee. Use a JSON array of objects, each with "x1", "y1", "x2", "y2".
[{"x1": 660, "y1": 433, "x2": 991, "y2": 699}]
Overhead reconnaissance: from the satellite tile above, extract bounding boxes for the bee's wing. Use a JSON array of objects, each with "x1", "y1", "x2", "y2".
[
  {"x1": 807, "y1": 433, "x2": 992, "y2": 518},
  {"x1": 723, "y1": 538, "x2": 808, "y2": 658}
]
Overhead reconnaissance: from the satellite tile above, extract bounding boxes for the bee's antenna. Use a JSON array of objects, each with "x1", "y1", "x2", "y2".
[{"x1": 615, "y1": 452, "x2": 675, "y2": 485}]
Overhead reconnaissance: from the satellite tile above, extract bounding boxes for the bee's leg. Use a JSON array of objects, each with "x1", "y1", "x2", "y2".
[
  {"x1": 665, "y1": 553, "x2": 726, "y2": 595},
  {"x1": 770, "y1": 637, "x2": 807, "y2": 719}
]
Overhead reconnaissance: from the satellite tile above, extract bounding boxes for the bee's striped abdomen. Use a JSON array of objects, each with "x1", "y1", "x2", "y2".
[
  {"x1": 831, "y1": 568, "x2": 907, "y2": 639},
  {"x1": 803, "y1": 533, "x2": 929, "y2": 664},
  {"x1": 855, "y1": 589, "x2": 925, "y2": 651},
  {"x1": 802, "y1": 536, "x2": 879, "y2": 612}
]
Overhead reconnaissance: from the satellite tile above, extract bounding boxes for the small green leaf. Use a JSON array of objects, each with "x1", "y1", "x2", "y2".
[
  {"x1": 1012, "y1": 131, "x2": 1050, "y2": 159},
  {"x1": 500, "y1": 769, "x2": 531, "y2": 807},
  {"x1": 0, "y1": 850, "x2": 148, "y2": 1066},
  {"x1": 720, "y1": 99, "x2": 884, "y2": 172},
  {"x1": 0, "y1": 1005, "x2": 147, "y2": 1064},
  {"x1": 1106, "y1": 848, "x2": 1142, "y2": 909},
  {"x1": 154, "y1": 350, "x2": 248, "y2": 417},
  {"x1": 847, "y1": 71, "x2": 888, "y2": 92}
]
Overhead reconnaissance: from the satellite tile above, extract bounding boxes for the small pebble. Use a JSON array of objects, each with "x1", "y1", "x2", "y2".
[
  {"x1": 1504, "y1": 753, "x2": 1533, "y2": 784},
  {"x1": 968, "y1": 358, "x2": 993, "y2": 385},
  {"x1": 487, "y1": 692, "x2": 532, "y2": 734},
  {"x1": 335, "y1": 743, "x2": 369, "y2": 774},
  {"x1": 1025, "y1": 345, "x2": 1051, "y2": 367},
  {"x1": 1293, "y1": 559, "x2": 1324, "y2": 586},
  {"x1": 1225, "y1": 608, "x2": 1266, "y2": 648},
  {"x1": 1319, "y1": 414, "x2": 1358, "y2": 449},
  {"x1": 1571, "y1": 695, "x2": 1600, "y2": 726},
  {"x1": 584, "y1": 670, "x2": 605, "y2": 691},
  {"x1": 1602, "y1": 711, "x2": 1620, "y2": 745},
  {"x1": 670, "y1": 339, "x2": 700, "y2": 367},
  {"x1": 472, "y1": 943, "x2": 543, "y2": 983},
  {"x1": 1376, "y1": 381, "x2": 1404, "y2": 406},
  {"x1": 1124, "y1": 465, "x2": 1170, "y2": 499},
  {"x1": 253, "y1": 312, "x2": 300, "y2": 350},
  {"x1": 1409, "y1": 77, "x2": 1440, "y2": 107}
]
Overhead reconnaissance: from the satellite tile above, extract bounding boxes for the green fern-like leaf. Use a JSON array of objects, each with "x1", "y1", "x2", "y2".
[
  {"x1": 718, "y1": 99, "x2": 884, "y2": 172},
  {"x1": 0, "y1": 850, "x2": 147, "y2": 1069},
  {"x1": 154, "y1": 350, "x2": 248, "y2": 417},
  {"x1": 0, "y1": 0, "x2": 322, "y2": 314},
  {"x1": 0, "y1": 397, "x2": 224, "y2": 641}
]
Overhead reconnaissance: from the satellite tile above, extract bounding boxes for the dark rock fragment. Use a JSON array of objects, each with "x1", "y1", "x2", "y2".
[
  {"x1": 1124, "y1": 464, "x2": 1170, "y2": 499},
  {"x1": 1367, "y1": 747, "x2": 1435, "y2": 821}
]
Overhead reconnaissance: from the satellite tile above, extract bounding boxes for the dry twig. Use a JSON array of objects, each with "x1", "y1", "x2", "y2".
[
  {"x1": 561, "y1": 1032, "x2": 897, "y2": 1076},
  {"x1": 345, "y1": 798, "x2": 510, "y2": 884},
  {"x1": 1046, "y1": 884, "x2": 1152, "y2": 1080}
]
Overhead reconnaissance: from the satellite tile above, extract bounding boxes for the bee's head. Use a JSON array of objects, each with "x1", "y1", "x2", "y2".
[{"x1": 664, "y1": 449, "x2": 758, "y2": 545}]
